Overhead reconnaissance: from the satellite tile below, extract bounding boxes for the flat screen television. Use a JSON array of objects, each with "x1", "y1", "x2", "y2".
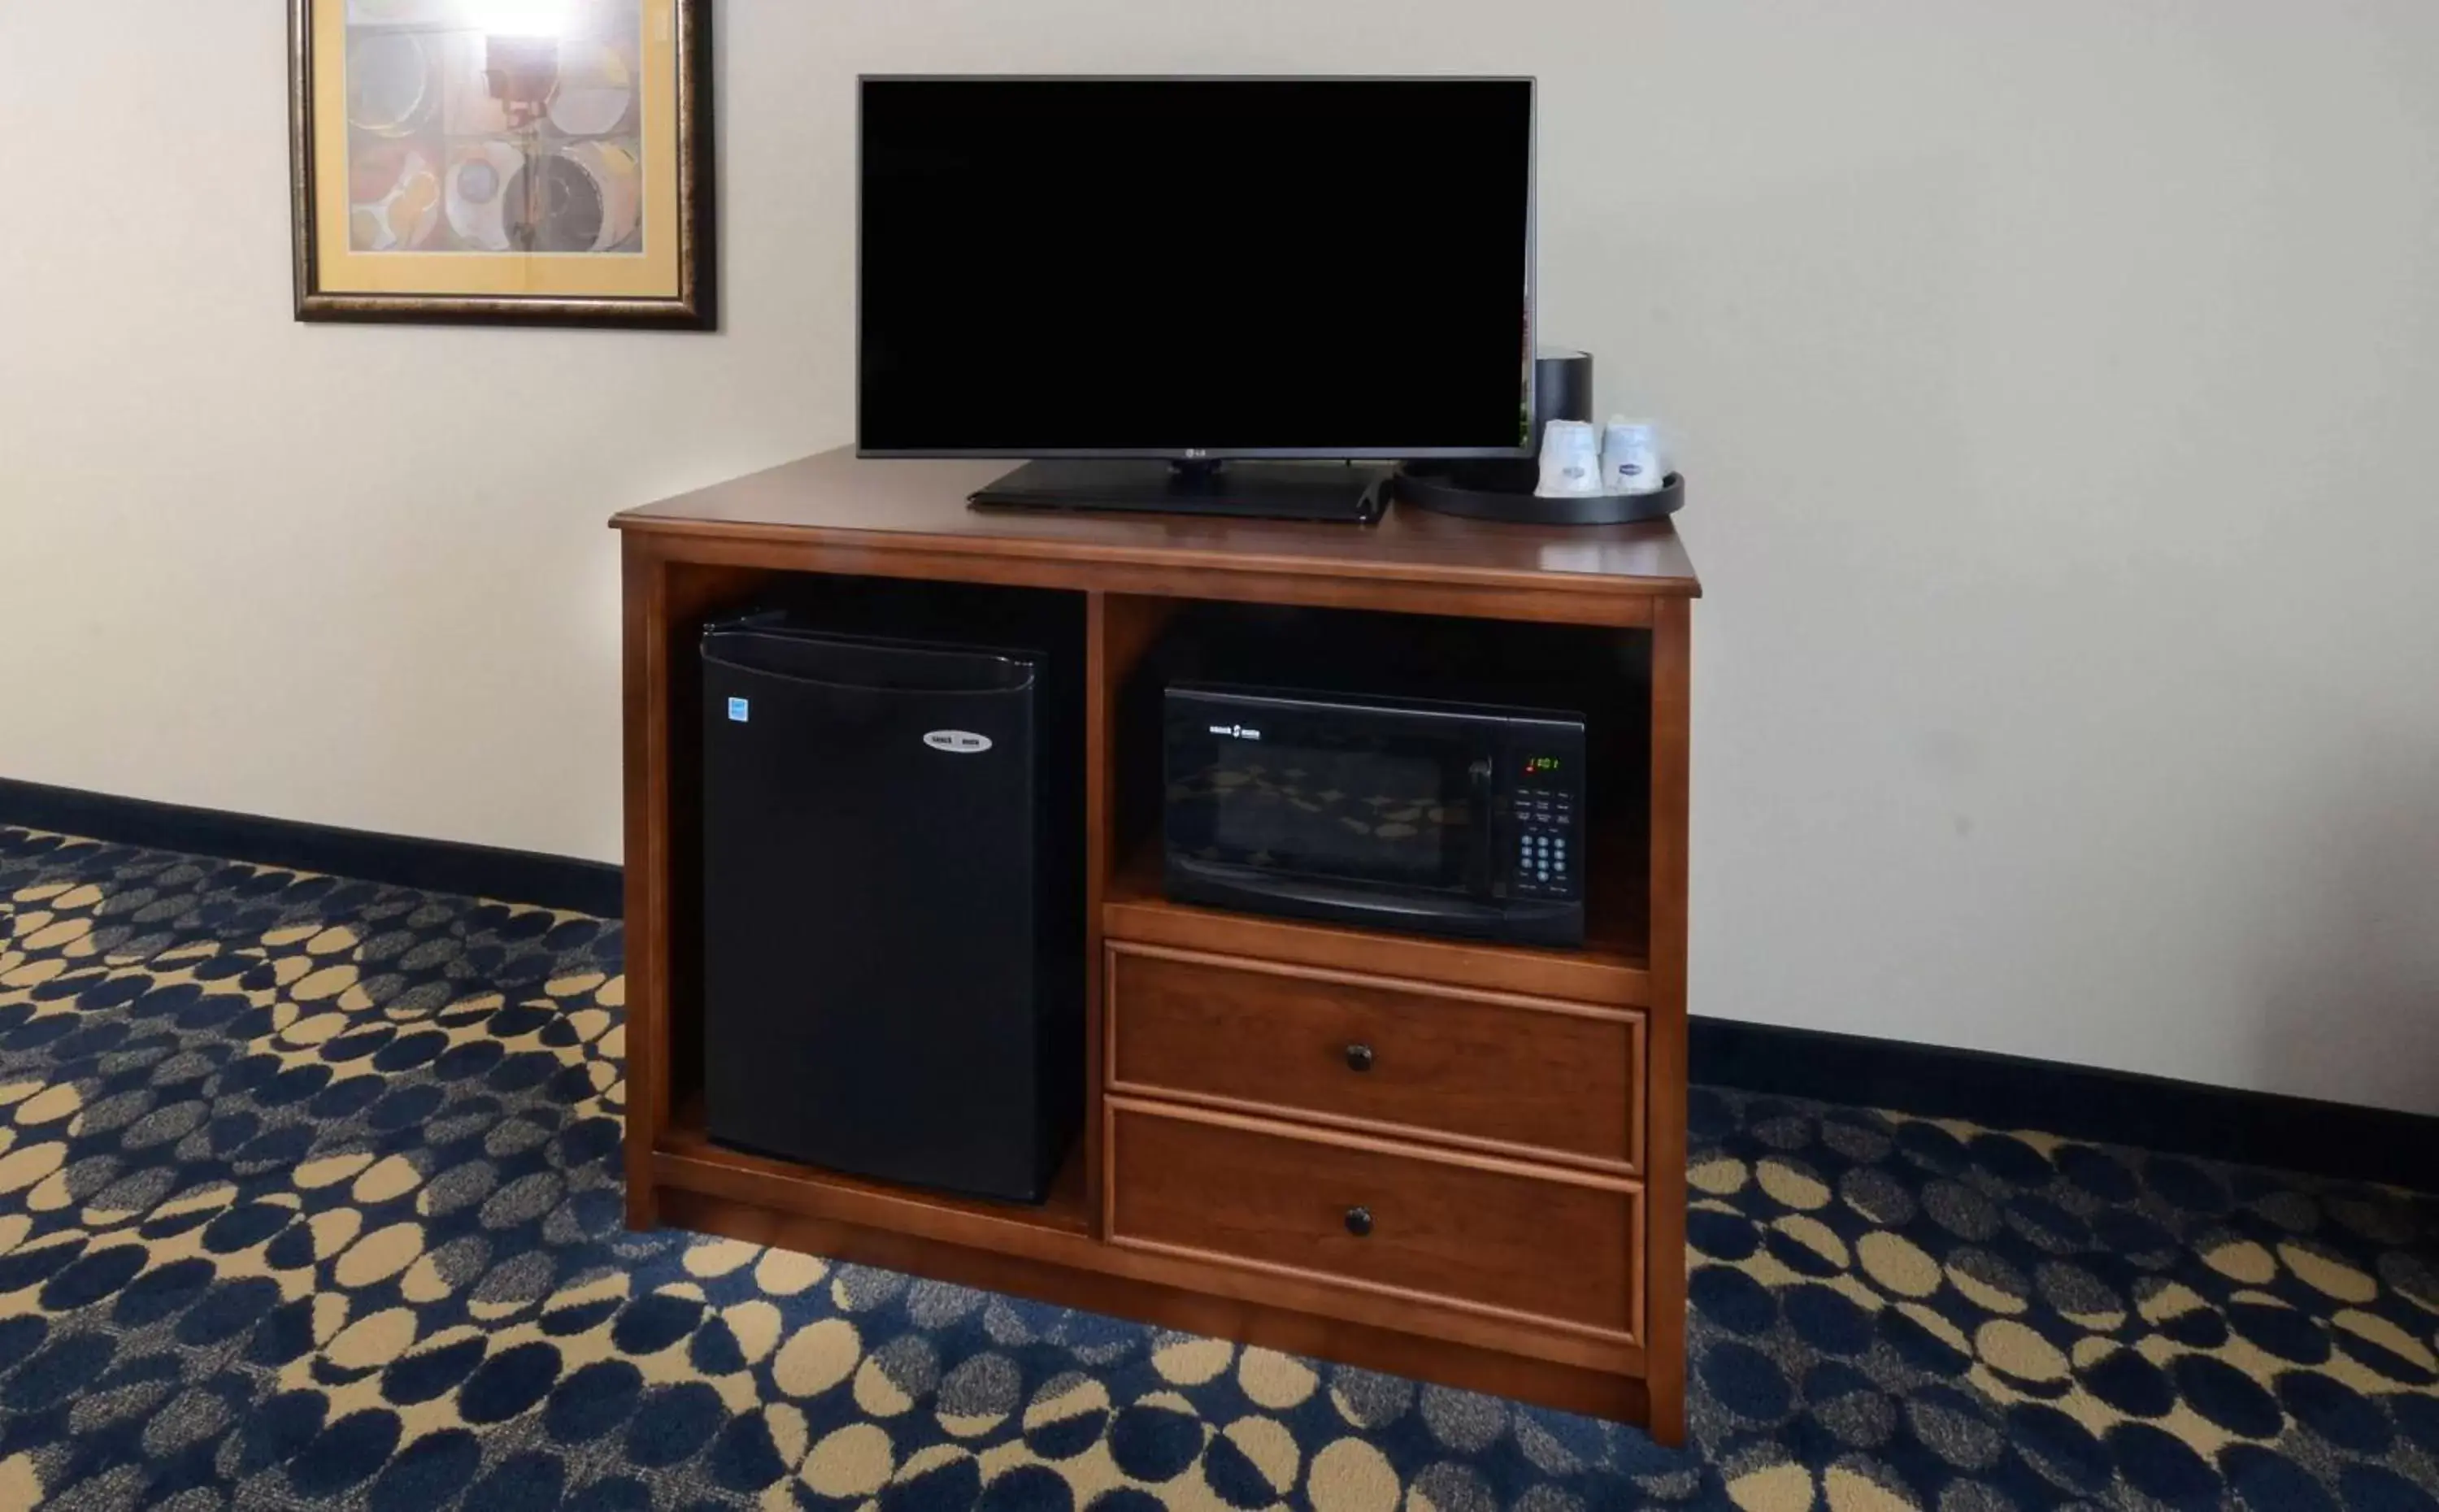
[{"x1": 858, "y1": 76, "x2": 1536, "y2": 519}]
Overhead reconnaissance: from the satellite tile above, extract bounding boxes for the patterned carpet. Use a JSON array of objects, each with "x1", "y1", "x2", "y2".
[{"x1": 0, "y1": 825, "x2": 2434, "y2": 1511}]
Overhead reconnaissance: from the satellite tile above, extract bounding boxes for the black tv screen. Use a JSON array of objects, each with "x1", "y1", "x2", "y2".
[{"x1": 859, "y1": 77, "x2": 1535, "y2": 459}]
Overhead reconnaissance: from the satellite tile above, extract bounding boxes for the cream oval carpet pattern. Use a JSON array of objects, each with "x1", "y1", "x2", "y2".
[{"x1": 0, "y1": 824, "x2": 2433, "y2": 1511}]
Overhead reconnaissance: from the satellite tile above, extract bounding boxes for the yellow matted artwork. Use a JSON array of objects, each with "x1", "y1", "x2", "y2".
[{"x1": 291, "y1": 0, "x2": 713, "y2": 326}]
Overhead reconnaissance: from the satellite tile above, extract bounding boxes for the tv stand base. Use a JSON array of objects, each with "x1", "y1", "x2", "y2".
[{"x1": 969, "y1": 458, "x2": 1390, "y2": 523}]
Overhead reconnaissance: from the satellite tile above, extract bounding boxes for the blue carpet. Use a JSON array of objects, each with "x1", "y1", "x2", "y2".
[{"x1": 0, "y1": 824, "x2": 2432, "y2": 1510}]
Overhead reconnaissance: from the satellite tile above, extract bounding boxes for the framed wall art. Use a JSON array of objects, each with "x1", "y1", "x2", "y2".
[{"x1": 289, "y1": 0, "x2": 715, "y2": 328}]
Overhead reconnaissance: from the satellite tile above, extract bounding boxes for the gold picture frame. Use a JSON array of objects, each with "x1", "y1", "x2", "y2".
[{"x1": 290, "y1": 0, "x2": 715, "y2": 328}]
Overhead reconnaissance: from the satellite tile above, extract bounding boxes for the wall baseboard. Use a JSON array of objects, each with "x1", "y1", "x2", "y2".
[
  {"x1": 1690, "y1": 1015, "x2": 2437, "y2": 1193},
  {"x1": 0, "y1": 777, "x2": 621, "y2": 918},
  {"x1": 5, "y1": 778, "x2": 2428, "y2": 1192}
]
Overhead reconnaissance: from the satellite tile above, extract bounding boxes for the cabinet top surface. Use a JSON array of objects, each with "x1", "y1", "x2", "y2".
[{"x1": 614, "y1": 448, "x2": 1701, "y2": 597}]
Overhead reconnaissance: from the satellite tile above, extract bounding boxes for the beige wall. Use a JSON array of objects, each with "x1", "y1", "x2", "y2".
[{"x1": 4, "y1": 2, "x2": 2436, "y2": 1113}]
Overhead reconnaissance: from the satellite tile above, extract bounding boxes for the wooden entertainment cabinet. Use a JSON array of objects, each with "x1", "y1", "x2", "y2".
[{"x1": 612, "y1": 448, "x2": 1700, "y2": 1442}]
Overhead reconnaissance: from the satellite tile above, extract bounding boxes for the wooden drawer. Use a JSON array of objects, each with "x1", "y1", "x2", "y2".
[
  {"x1": 1107, "y1": 1098, "x2": 1641, "y2": 1341},
  {"x1": 1107, "y1": 943, "x2": 1642, "y2": 1172}
]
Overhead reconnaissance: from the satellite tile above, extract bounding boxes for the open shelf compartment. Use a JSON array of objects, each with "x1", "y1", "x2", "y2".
[
  {"x1": 642, "y1": 563, "x2": 1100, "y2": 1230},
  {"x1": 1096, "y1": 595, "x2": 1656, "y2": 1006}
]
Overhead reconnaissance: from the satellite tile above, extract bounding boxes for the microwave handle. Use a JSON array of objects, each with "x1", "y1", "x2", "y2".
[{"x1": 1467, "y1": 754, "x2": 1499, "y2": 893}]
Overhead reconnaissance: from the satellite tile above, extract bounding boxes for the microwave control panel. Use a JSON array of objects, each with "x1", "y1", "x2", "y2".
[{"x1": 1506, "y1": 752, "x2": 1580, "y2": 900}]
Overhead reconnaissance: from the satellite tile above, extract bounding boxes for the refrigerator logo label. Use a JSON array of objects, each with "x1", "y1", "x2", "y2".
[
  {"x1": 924, "y1": 730, "x2": 993, "y2": 754},
  {"x1": 727, "y1": 697, "x2": 750, "y2": 723},
  {"x1": 1209, "y1": 723, "x2": 1262, "y2": 741}
]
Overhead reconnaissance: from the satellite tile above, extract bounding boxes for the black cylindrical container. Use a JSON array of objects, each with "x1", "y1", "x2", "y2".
[{"x1": 1531, "y1": 348, "x2": 1594, "y2": 452}]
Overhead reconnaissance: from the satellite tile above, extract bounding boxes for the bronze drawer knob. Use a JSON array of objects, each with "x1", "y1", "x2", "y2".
[
  {"x1": 1345, "y1": 1206, "x2": 1374, "y2": 1237},
  {"x1": 1343, "y1": 1043, "x2": 1376, "y2": 1072}
]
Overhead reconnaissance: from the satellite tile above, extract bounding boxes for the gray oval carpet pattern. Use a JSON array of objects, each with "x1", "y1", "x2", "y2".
[{"x1": 0, "y1": 824, "x2": 2432, "y2": 1511}]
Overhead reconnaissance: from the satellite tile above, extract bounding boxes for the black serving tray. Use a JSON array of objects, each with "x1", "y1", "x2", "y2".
[{"x1": 1398, "y1": 461, "x2": 1685, "y2": 526}]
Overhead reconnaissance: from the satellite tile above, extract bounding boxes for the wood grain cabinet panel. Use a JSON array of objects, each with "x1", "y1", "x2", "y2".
[
  {"x1": 1108, "y1": 943, "x2": 1643, "y2": 1172},
  {"x1": 1108, "y1": 1098, "x2": 1641, "y2": 1342}
]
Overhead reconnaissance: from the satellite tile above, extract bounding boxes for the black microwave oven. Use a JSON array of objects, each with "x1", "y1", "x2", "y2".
[{"x1": 1163, "y1": 683, "x2": 1586, "y2": 946}]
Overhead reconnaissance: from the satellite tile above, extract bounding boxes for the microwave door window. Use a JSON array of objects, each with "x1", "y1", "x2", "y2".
[{"x1": 1172, "y1": 729, "x2": 1476, "y2": 891}]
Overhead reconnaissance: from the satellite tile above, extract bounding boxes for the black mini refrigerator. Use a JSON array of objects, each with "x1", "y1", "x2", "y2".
[{"x1": 699, "y1": 615, "x2": 1081, "y2": 1202}]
